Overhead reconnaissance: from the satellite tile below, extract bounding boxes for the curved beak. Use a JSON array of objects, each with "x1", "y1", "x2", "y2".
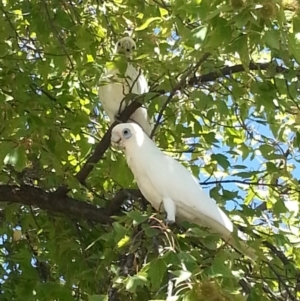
[{"x1": 111, "y1": 132, "x2": 121, "y2": 146}]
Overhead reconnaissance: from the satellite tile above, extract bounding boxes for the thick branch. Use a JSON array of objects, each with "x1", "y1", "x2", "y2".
[
  {"x1": 151, "y1": 52, "x2": 211, "y2": 136},
  {"x1": 188, "y1": 62, "x2": 287, "y2": 85},
  {"x1": 105, "y1": 188, "x2": 143, "y2": 215},
  {"x1": 0, "y1": 185, "x2": 137, "y2": 224}
]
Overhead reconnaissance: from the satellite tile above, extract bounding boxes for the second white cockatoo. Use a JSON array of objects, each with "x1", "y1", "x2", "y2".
[
  {"x1": 111, "y1": 123, "x2": 257, "y2": 260},
  {"x1": 98, "y1": 37, "x2": 153, "y2": 138}
]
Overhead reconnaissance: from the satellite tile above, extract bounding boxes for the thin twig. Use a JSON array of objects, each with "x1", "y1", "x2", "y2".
[
  {"x1": 151, "y1": 52, "x2": 211, "y2": 137},
  {"x1": 42, "y1": 0, "x2": 74, "y2": 69}
]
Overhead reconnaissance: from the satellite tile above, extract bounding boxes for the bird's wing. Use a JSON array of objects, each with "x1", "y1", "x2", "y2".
[
  {"x1": 126, "y1": 152, "x2": 162, "y2": 211},
  {"x1": 124, "y1": 65, "x2": 153, "y2": 137},
  {"x1": 98, "y1": 69, "x2": 127, "y2": 122},
  {"x1": 125, "y1": 64, "x2": 148, "y2": 94},
  {"x1": 148, "y1": 152, "x2": 232, "y2": 231},
  {"x1": 136, "y1": 73, "x2": 149, "y2": 94},
  {"x1": 99, "y1": 65, "x2": 153, "y2": 136},
  {"x1": 144, "y1": 150, "x2": 257, "y2": 259}
]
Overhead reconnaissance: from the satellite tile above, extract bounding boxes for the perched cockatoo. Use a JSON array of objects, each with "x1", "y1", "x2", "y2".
[
  {"x1": 111, "y1": 123, "x2": 257, "y2": 260},
  {"x1": 98, "y1": 37, "x2": 153, "y2": 138}
]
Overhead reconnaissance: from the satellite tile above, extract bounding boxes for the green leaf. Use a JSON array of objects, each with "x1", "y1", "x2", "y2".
[
  {"x1": 191, "y1": 25, "x2": 208, "y2": 46},
  {"x1": 0, "y1": 141, "x2": 15, "y2": 168},
  {"x1": 205, "y1": 4, "x2": 232, "y2": 20},
  {"x1": 183, "y1": 289, "x2": 198, "y2": 301},
  {"x1": 264, "y1": 30, "x2": 280, "y2": 49},
  {"x1": 193, "y1": 91, "x2": 213, "y2": 111},
  {"x1": 88, "y1": 295, "x2": 108, "y2": 301},
  {"x1": 148, "y1": 258, "x2": 167, "y2": 291},
  {"x1": 136, "y1": 17, "x2": 161, "y2": 31},
  {"x1": 127, "y1": 210, "x2": 150, "y2": 225},
  {"x1": 273, "y1": 197, "x2": 287, "y2": 215},
  {"x1": 244, "y1": 189, "x2": 256, "y2": 206},
  {"x1": 288, "y1": 33, "x2": 300, "y2": 64},
  {"x1": 247, "y1": 288, "x2": 261, "y2": 301},
  {"x1": 143, "y1": 226, "x2": 160, "y2": 237},
  {"x1": 206, "y1": 256, "x2": 234, "y2": 278},
  {"x1": 4, "y1": 146, "x2": 27, "y2": 172},
  {"x1": 234, "y1": 34, "x2": 250, "y2": 67},
  {"x1": 211, "y1": 154, "x2": 230, "y2": 170},
  {"x1": 202, "y1": 132, "x2": 218, "y2": 145},
  {"x1": 222, "y1": 189, "x2": 238, "y2": 200},
  {"x1": 234, "y1": 171, "x2": 260, "y2": 178},
  {"x1": 125, "y1": 274, "x2": 148, "y2": 292},
  {"x1": 206, "y1": 19, "x2": 232, "y2": 48}
]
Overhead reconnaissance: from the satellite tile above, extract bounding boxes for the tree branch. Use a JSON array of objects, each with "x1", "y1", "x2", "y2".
[
  {"x1": 42, "y1": 0, "x2": 74, "y2": 69},
  {"x1": 188, "y1": 62, "x2": 288, "y2": 85},
  {"x1": 0, "y1": 185, "x2": 135, "y2": 224},
  {"x1": 151, "y1": 52, "x2": 211, "y2": 136}
]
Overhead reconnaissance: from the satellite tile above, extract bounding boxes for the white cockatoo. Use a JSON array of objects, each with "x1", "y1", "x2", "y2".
[
  {"x1": 98, "y1": 37, "x2": 153, "y2": 138},
  {"x1": 111, "y1": 123, "x2": 257, "y2": 260}
]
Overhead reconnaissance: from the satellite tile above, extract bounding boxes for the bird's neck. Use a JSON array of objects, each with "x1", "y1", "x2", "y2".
[
  {"x1": 124, "y1": 141, "x2": 157, "y2": 173},
  {"x1": 124, "y1": 139, "x2": 158, "y2": 160}
]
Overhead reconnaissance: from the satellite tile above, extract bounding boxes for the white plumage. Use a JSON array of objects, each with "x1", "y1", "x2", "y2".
[
  {"x1": 98, "y1": 37, "x2": 153, "y2": 138},
  {"x1": 111, "y1": 123, "x2": 257, "y2": 260}
]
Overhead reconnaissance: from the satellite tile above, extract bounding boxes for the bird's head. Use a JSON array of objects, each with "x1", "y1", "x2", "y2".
[
  {"x1": 111, "y1": 123, "x2": 146, "y2": 149},
  {"x1": 115, "y1": 37, "x2": 136, "y2": 57}
]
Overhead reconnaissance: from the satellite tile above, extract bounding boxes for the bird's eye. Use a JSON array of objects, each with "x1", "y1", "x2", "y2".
[
  {"x1": 118, "y1": 42, "x2": 121, "y2": 47},
  {"x1": 132, "y1": 46, "x2": 135, "y2": 50},
  {"x1": 122, "y1": 128, "x2": 132, "y2": 139}
]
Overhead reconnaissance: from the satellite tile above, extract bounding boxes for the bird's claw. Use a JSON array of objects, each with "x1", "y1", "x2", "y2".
[{"x1": 164, "y1": 218, "x2": 175, "y2": 226}]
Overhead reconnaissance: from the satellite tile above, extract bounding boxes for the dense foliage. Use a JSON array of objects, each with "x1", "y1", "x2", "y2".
[{"x1": 0, "y1": 0, "x2": 300, "y2": 300}]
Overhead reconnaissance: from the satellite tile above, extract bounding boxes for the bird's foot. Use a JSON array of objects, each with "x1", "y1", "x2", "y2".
[{"x1": 164, "y1": 218, "x2": 175, "y2": 226}]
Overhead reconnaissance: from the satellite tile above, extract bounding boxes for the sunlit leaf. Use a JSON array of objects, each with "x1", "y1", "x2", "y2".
[{"x1": 136, "y1": 17, "x2": 161, "y2": 31}]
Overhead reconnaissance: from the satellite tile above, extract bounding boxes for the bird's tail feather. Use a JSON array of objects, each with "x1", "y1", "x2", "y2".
[{"x1": 180, "y1": 214, "x2": 258, "y2": 260}]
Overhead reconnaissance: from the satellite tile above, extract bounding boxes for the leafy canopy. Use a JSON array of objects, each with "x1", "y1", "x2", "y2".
[{"x1": 0, "y1": 0, "x2": 300, "y2": 301}]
